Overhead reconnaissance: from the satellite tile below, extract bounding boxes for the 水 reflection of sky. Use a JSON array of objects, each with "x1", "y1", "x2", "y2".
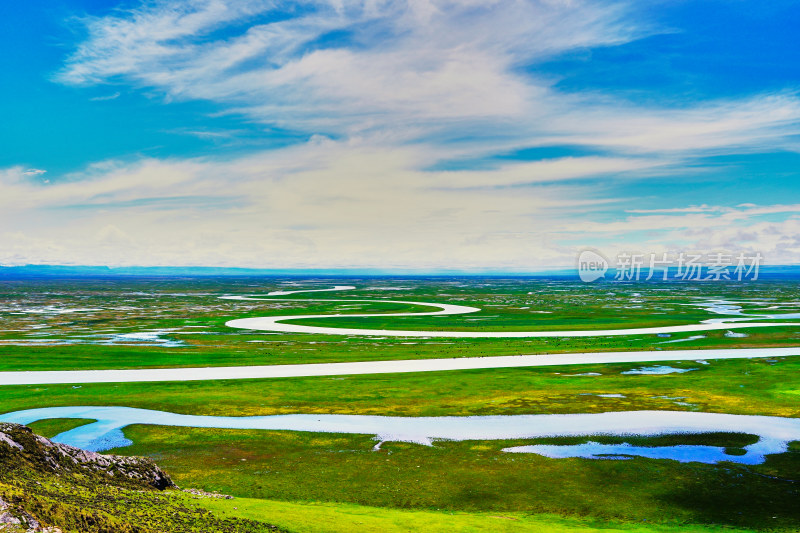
[{"x1": 504, "y1": 442, "x2": 762, "y2": 465}]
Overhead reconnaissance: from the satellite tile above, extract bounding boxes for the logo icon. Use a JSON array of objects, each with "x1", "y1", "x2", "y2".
[{"x1": 577, "y1": 249, "x2": 608, "y2": 283}]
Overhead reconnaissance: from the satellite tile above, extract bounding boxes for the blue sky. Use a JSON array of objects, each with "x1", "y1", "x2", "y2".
[{"x1": 1, "y1": 0, "x2": 799, "y2": 270}]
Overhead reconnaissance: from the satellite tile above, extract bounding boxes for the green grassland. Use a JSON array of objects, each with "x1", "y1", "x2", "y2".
[
  {"x1": 188, "y1": 495, "x2": 765, "y2": 533},
  {"x1": 2, "y1": 357, "x2": 799, "y2": 530},
  {"x1": 26, "y1": 417, "x2": 97, "y2": 438},
  {"x1": 2, "y1": 277, "x2": 800, "y2": 532},
  {"x1": 1, "y1": 356, "x2": 798, "y2": 417},
  {"x1": 1, "y1": 277, "x2": 800, "y2": 372},
  {"x1": 3, "y1": 325, "x2": 800, "y2": 372},
  {"x1": 119, "y1": 425, "x2": 800, "y2": 531}
]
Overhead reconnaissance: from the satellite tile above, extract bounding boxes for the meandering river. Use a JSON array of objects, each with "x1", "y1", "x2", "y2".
[{"x1": 2, "y1": 406, "x2": 798, "y2": 465}]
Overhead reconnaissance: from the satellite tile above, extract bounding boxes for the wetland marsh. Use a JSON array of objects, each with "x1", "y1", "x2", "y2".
[{"x1": 2, "y1": 276, "x2": 799, "y2": 532}]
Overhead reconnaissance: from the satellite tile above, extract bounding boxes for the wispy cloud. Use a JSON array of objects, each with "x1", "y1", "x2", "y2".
[
  {"x1": 3, "y1": 136, "x2": 799, "y2": 267},
  {"x1": 57, "y1": 0, "x2": 800, "y2": 156},
  {"x1": 627, "y1": 203, "x2": 800, "y2": 216},
  {"x1": 557, "y1": 203, "x2": 800, "y2": 263},
  {"x1": 89, "y1": 91, "x2": 121, "y2": 101},
  {"x1": 2, "y1": 0, "x2": 797, "y2": 268},
  {"x1": 0, "y1": 138, "x2": 638, "y2": 268},
  {"x1": 57, "y1": 1, "x2": 648, "y2": 137},
  {"x1": 22, "y1": 168, "x2": 47, "y2": 176},
  {"x1": 164, "y1": 127, "x2": 249, "y2": 140}
]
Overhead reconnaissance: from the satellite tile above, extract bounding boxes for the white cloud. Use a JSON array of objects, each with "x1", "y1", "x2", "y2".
[
  {"x1": 2, "y1": 142, "x2": 798, "y2": 268},
  {"x1": 22, "y1": 168, "x2": 47, "y2": 176},
  {"x1": 57, "y1": 0, "x2": 647, "y2": 136},
  {"x1": 548, "y1": 93, "x2": 800, "y2": 154},
  {"x1": 89, "y1": 91, "x2": 121, "y2": 101},
  {"x1": 56, "y1": 0, "x2": 800, "y2": 155},
  {"x1": 553, "y1": 203, "x2": 800, "y2": 266},
  {"x1": 0, "y1": 139, "x2": 639, "y2": 268},
  {"x1": 4, "y1": 0, "x2": 797, "y2": 268},
  {"x1": 430, "y1": 156, "x2": 665, "y2": 188}
]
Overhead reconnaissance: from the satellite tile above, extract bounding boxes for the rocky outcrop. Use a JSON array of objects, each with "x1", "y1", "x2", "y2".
[
  {"x1": 0, "y1": 422, "x2": 171, "y2": 531},
  {"x1": 0, "y1": 423, "x2": 280, "y2": 532},
  {"x1": 0, "y1": 495, "x2": 61, "y2": 533},
  {"x1": 0, "y1": 423, "x2": 173, "y2": 491}
]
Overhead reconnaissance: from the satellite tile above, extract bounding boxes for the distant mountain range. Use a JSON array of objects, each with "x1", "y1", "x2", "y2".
[{"x1": 2, "y1": 264, "x2": 800, "y2": 279}]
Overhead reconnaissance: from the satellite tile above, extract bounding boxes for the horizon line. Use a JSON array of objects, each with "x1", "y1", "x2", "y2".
[{"x1": 3, "y1": 263, "x2": 800, "y2": 278}]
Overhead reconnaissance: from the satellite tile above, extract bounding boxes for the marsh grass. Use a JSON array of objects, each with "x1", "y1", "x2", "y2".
[
  {"x1": 2, "y1": 277, "x2": 799, "y2": 532},
  {"x1": 1, "y1": 357, "x2": 798, "y2": 418},
  {"x1": 2, "y1": 277, "x2": 800, "y2": 371},
  {"x1": 117, "y1": 425, "x2": 800, "y2": 531},
  {"x1": 26, "y1": 417, "x2": 96, "y2": 438}
]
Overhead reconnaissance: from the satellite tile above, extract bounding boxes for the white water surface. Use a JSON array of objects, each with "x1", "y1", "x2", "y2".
[
  {"x1": 264, "y1": 285, "x2": 356, "y2": 296},
  {"x1": 1, "y1": 347, "x2": 798, "y2": 386},
  {"x1": 1, "y1": 406, "x2": 798, "y2": 465},
  {"x1": 223, "y1": 290, "x2": 800, "y2": 338}
]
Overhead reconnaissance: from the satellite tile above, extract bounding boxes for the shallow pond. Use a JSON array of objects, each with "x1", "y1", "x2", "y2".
[{"x1": 504, "y1": 441, "x2": 763, "y2": 464}]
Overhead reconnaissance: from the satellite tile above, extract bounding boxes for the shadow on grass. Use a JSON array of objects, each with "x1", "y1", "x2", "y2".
[{"x1": 659, "y1": 445, "x2": 800, "y2": 530}]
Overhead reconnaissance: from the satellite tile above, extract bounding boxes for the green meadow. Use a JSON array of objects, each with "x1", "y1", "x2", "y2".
[
  {"x1": 2, "y1": 277, "x2": 799, "y2": 532},
  {"x1": 1, "y1": 277, "x2": 799, "y2": 371}
]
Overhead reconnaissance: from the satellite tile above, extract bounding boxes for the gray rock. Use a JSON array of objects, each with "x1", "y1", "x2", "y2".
[{"x1": 0, "y1": 423, "x2": 174, "y2": 490}]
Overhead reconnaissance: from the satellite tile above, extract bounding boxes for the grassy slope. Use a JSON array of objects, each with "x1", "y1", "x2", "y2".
[
  {"x1": 189, "y1": 495, "x2": 761, "y2": 533},
  {"x1": 0, "y1": 423, "x2": 282, "y2": 533},
  {"x1": 0, "y1": 479, "x2": 281, "y2": 533}
]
